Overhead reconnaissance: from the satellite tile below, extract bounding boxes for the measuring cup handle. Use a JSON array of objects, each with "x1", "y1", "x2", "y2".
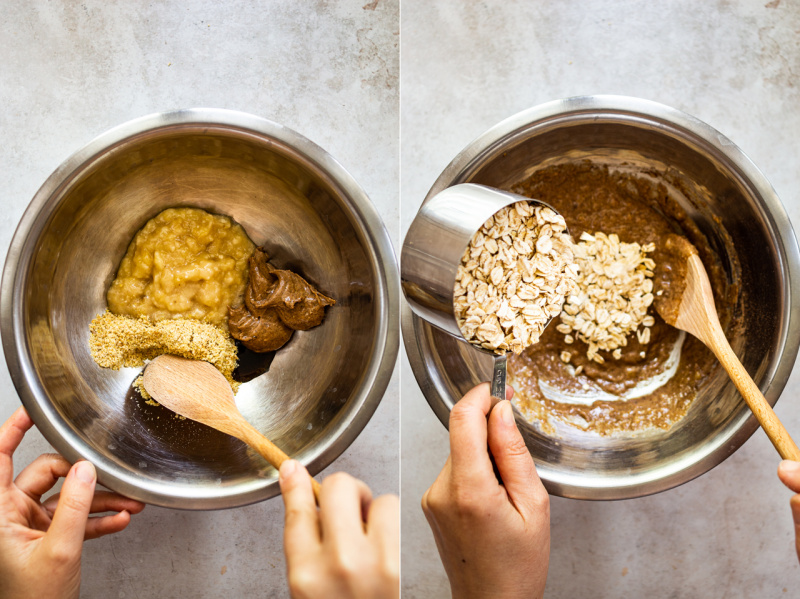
[{"x1": 490, "y1": 353, "x2": 507, "y2": 407}]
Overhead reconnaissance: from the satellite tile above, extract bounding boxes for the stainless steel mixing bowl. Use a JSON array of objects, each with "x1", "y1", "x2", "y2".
[
  {"x1": 403, "y1": 95, "x2": 800, "y2": 500},
  {"x1": 2, "y1": 108, "x2": 399, "y2": 509}
]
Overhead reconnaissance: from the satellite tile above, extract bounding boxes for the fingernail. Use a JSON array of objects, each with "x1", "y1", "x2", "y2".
[
  {"x1": 500, "y1": 400, "x2": 515, "y2": 426},
  {"x1": 74, "y1": 461, "x2": 96, "y2": 484},
  {"x1": 780, "y1": 460, "x2": 800, "y2": 474},
  {"x1": 280, "y1": 459, "x2": 298, "y2": 480}
]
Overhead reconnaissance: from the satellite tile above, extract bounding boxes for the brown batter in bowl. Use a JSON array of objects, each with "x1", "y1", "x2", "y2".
[{"x1": 507, "y1": 162, "x2": 742, "y2": 435}]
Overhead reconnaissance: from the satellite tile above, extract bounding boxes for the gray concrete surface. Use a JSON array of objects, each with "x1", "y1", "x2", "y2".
[
  {"x1": 0, "y1": 2, "x2": 398, "y2": 598},
  {"x1": 400, "y1": 1, "x2": 800, "y2": 597},
  {"x1": 5, "y1": 1, "x2": 800, "y2": 597}
]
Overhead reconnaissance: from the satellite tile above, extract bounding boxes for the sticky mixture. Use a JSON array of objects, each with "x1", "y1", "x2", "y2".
[
  {"x1": 107, "y1": 207, "x2": 254, "y2": 328},
  {"x1": 507, "y1": 162, "x2": 737, "y2": 436},
  {"x1": 89, "y1": 312, "x2": 239, "y2": 394},
  {"x1": 653, "y1": 234, "x2": 699, "y2": 325},
  {"x1": 90, "y1": 207, "x2": 335, "y2": 407},
  {"x1": 228, "y1": 247, "x2": 335, "y2": 352}
]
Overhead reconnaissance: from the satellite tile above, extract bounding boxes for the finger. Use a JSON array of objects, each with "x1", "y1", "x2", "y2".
[
  {"x1": 367, "y1": 494, "x2": 399, "y2": 569},
  {"x1": 319, "y1": 472, "x2": 372, "y2": 548},
  {"x1": 778, "y1": 461, "x2": 800, "y2": 494},
  {"x1": 420, "y1": 487, "x2": 437, "y2": 534},
  {"x1": 14, "y1": 453, "x2": 71, "y2": 501},
  {"x1": 43, "y1": 490, "x2": 146, "y2": 517},
  {"x1": 506, "y1": 384, "x2": 515, "y2": 401},
  {"x1": 43, "y1": 461, "x2": 96, "y2": 555},
  {"x1": 0, "y1": 407, "x2": 34, "y2": 486},
  {"x1": 448, "y1": 383, "x2": 495, "y2": 485},
  {"x1": 280, "y1": 459, "x2": 321, "y2": 563},
  {"x1": 421, "y1": 457, "x2": 450, "y2": 523},
  {"x1": 791, "y1": 495, "x2": 800, "y2": 562},
  {"x1": 421, "y1": 455, "x2": 450, "y2": 511},
  {"x1": 487, "y1": 400, "x2": 548, "y2": 519},
  {"x1": 85, "y1": 510, "x2": 132, "y2": 540}
]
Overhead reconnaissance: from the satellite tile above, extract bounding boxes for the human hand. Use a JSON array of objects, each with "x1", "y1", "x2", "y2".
[
  {"x1": 778, "y1": 460, "x2": 800, "y2": 563},
  {"x1": 422, "y1": 383, "x2": 550, "y2": 599},
  {"x1": 0, "y1": 407, "x2": 146, "y2": 599},
  {"x1": 279, "y1": 461, "x2": 399, "y2": 599}
]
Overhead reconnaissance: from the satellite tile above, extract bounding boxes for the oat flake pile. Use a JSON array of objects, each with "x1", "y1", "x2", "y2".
[
  {"x1": 453, "y1": 201, "x2": 578, "y2": 355},
  {"x1": 557, "y1": 231, "x2": 657, "y2": 366}
]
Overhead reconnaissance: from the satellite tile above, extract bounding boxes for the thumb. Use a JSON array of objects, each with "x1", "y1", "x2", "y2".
[
  {"x1": 487, "y1": 400, "x2": 548, "y2": 518},
  {"x1": 279, "y1": 460, "x2": 321, "y2": 563},
  {"x1": 778, "y1": 460, "x2": 800, "y2": 493},
  {"x1": 44, "y1": 461, "x2": 96, "y2": 554},
  {"x1": 791, "y1": 495, "x2": 800, "y2": 562}
]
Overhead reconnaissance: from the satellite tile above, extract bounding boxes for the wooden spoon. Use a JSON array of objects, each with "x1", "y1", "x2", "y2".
[
  {"x1": 142, "y1": 354, "x2": 322, "y2": 500},
  {"x1": 654, "y1": 236, "x2": 800, "y2": 460}
]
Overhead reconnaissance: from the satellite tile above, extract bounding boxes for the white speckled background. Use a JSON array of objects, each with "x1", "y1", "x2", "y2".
[
  {"x1": 0, "y1": 2, "x2": 398, "y2": 598},
  {"x1": 400, "y1": 1, "x2": 800, "y2": 597}
]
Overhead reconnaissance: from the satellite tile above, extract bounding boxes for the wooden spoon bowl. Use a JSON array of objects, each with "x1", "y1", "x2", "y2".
[
  {"x1": 654, "y1": 239, "x2": 800, "y2": 461},
  {"x1": 143, "y1": 354, "x2": 322, "y2": 500}
]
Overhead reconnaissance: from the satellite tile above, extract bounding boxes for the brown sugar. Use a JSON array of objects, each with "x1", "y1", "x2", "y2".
[{"x1": 89, "y1": 312, "x2": 240, "y2": 395}]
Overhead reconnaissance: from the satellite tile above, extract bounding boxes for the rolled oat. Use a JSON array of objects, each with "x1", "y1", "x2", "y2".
[
  {"x1": 558, "y1": 231, "x2": 656, "y2": 363},
  {"x1": 453, "y1": 201, "x2": 578, "y2": 355}
]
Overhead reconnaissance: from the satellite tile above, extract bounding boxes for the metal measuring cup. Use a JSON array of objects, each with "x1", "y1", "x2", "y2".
[{"x1": 401, "y1": 183, "x2": 566, "y2": 406}]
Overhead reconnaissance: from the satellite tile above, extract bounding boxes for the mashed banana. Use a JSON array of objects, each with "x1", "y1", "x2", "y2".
[{"x1": 107, "y1": 208, "x2": 254, "y2": 328}]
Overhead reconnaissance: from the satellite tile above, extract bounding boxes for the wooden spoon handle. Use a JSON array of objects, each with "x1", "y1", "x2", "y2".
[
  {"x1": 239, "y1": 425, "x2": 322, "y2": 502},
  {"x1": 708, "y1": 329, "x2": 800, "y2": 461}
]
